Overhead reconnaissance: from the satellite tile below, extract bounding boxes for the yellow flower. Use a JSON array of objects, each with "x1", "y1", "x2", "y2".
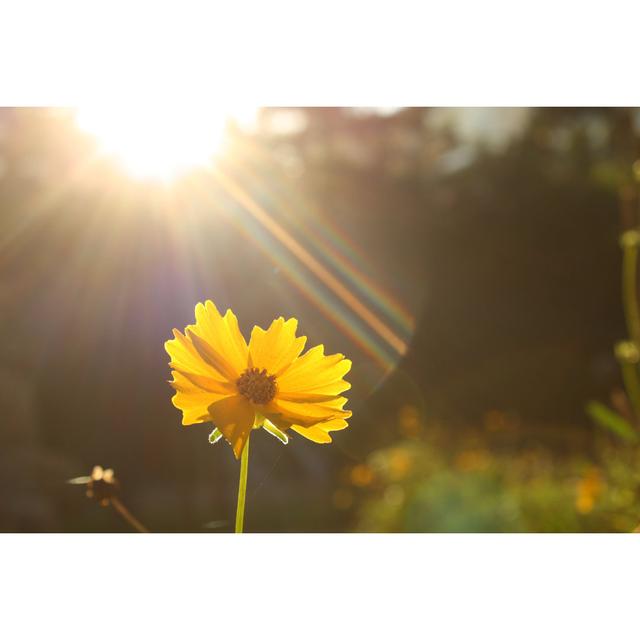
[{"x1": 165, "y1": 300, "x2": 352, "y2": 458}]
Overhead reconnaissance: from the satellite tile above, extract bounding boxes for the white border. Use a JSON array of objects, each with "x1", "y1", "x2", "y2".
[
  {"x1": 0, "y1": 1, "x2": 639, "y2": 104},
  {"x1": 1, "y1": 534, "x2": 638, "y2": 639}
]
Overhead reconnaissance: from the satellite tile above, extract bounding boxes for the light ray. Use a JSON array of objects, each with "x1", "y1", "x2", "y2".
[
  {"x1": 221, "y1": 134, "x2": 416, "y2": 340},
  {"x1": 209, "y1": 166, "x2": 409, "y2": 358},
  {"x1": 74, "y1": 106, "x2": 233, "y2": 182},
  {"x1": 181, "y1": 172, "x2": 399, "y2": 371}
]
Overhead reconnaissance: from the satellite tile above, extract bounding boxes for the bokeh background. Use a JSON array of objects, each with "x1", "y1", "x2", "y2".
[{"x1": 2, "y1": 106, "x2": 640, "y2": 533}]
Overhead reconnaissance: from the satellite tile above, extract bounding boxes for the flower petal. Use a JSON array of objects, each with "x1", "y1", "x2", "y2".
[
  {"x1": 287, "y1": 418, "x2": 349, "y2": 444},
  {"x1": 188, "y1": 301, "x2": 249, "y2": 380},
  {"x1": 276, "y1": 391, "x2": 348, "y2": 403},
  {"x1": 290, "y1": 425, "x2": 333, "y2": 443},
  {"x1": 170, "y1": 371, "x2": 232, "y2": 425},
  {"x1": 187, "y1": 328, "x2": 239, "y2": 382},
  {"x1": 248, "y1": 317, "x2": 307, "y2": 376},
  {"x1": 264, "y1": 396, "x2": 351, "y2": 428},
  {"x1": 318, "y1": 418, "x2": 350, "y2": 432},
  {"x1": 173, "y1": 369, "x2": 235, "y2": 395},
  {"x1": 276, "y1": 345, "x2": 352, "y2": 395},
  {"x1": 165, "y1": 329, "x2": 226, "y2": 381},
  {"x1": 208, "y1": 395, "x2": 256, "y2": 459}
]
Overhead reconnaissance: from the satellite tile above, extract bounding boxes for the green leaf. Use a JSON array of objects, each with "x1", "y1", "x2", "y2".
[
  {"x1": 263, "y1": 419, "x2": 289, "y2": 445},
  {"x1": 209, "y1": 428, "x2": 223, "y2": 444},
  {"x1": 586, "y1": 401, "x2": 638, "y2": 442}
]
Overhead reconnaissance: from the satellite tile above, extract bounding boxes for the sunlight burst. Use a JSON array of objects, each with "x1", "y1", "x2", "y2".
[{"x1": 75, "y1": 106, "x2": 237, "y2": 181}]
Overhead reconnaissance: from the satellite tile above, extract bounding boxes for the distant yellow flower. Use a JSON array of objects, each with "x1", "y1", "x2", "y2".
[{"x1": 165, "y1": 300, "x2": 352, "y2": 458}]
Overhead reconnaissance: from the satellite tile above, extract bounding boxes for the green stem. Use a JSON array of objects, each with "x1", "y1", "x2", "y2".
[
  {"x1": 622, "y1": 362, "x2": 640, "y2": 420},
  {"x1": 623, "y1": 241, "x2": 640, "y2": 345},
  {"x1": 235, "y1": 435, "x2": 250, "y2": 533},
  {"x1": 621, "y1": 235, "x2": 640, "y2": 423}
]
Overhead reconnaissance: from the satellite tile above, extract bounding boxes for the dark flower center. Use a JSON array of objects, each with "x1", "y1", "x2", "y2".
[{"x1": 236, "y1": 367, "x2": 277, "y2": 404}]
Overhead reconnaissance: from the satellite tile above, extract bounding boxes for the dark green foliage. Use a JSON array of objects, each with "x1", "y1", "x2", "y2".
[{"x1": 586, "y1": 401, "x2": 638, "y2": 442}]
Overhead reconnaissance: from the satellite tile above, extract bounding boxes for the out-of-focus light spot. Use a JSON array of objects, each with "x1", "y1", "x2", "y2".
[
  {"x1": 437, "y1": 144, "x2": 476, "y2": 174},
  {"x1": 332, "y1": 488, "x2": 354, "y2": 510},
  {"x1": 349, "y1": 107, "x2": 403, "y2": 118},
  {"x1": 74, "y1": 105, "x2": 255, "y2": 182},
  {"x1": 575, "y1": 466, "x2": 603, "y2": 515},
  {"x1": 260, "y1": 109, "x2": 308, "y2": 136},
  {"x1": 384, "y1": 485, "x2": 404, "y2": 508},
  {"x1": 388, "y1": 449, "x2": 412, "y2": 480},
  {"x1": 427, "y1": 107, "x2": 530, "y2": 152},
  {"x1": 454, "y1": 449, "x2": 491, "y2": 473},
  {"x1": 398, "y1": 404, "x2": 423, "y2": 439},
  {"x1": 575, "y1": 493, "x2": 594, "y2": 515},
  {"x1": 369, "y1": 448, "x2": 414, "y2": 481},
  {"x1": 368, "y1": 451, "x2": 387, "y2": 476},
  {"x1": 615, "y1": 340, "x2": 640, "y2": 364},
  {"x1": 350, "y1": 464, "x2": 375, "y2": 487}
]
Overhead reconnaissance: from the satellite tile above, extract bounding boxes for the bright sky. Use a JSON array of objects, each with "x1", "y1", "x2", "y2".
[{"x1": 74, "y1": 106, "x2": 258, "y2": 181}]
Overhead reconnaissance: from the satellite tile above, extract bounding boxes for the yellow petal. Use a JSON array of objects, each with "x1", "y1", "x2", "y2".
[
  {"x1": 248, "y1": 317, "x2": 307, "y2": 376},
  {"x1": 165, "y1": 329, "x2": 226, "y2": 382},
  {"x1": 264, "y1": 396, "x2": 351, "y2": 428},
  {"x1": 188, "y1": 301, "x2": 249, "y2": 380},
  {"x1": 277, "y1": 345, "x2": 352, "y2": 395},
  {"x1": 291, "y1": 424, "x2": 333, "y2": 443},
  {"x1": 187, "y1": 328, "x2": 239, "y2": 382},
  {"x1": 265, "y1": 412, "x2": 338, "y2": 442},
  {"x1": 170, "y1": 371, "x2": 233, "y2": 425},
  {"x1": 318, "y1": 418, "x2": 349, "y2": 433},
  {"x1": 172, "y1": 369, "x2": 235, "y2": 395},
  {"x1": 288, "y1": 417, "x2": 349, "y2": 443},
  {"x1": 279, "y1": 379, "x2": 351, "y2": 399},
  {"x1": 171, "y1": 392, "x2": 216, "y2": 425},
  {"x1": 276, "y1": 391, "x2": 344, "y2": 403},
  {"x1": 208, "y1": 395, "x2": 256, "y2": 459}
]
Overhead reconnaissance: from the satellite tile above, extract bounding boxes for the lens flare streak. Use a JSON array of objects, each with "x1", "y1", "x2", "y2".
[
  {"x1": 209, "y1": 166, "x2": 409, "y2": 368},
  {"x1": 220, "y1": 137, "x2": 416, "y2": 341}
]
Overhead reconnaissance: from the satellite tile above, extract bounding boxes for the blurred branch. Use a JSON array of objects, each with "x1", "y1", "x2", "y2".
[
  {"x1": 69, "y1": 465, "x2": 150, "y2": 533},
  {"x1": 111, "y1": 496, "x2": 149, "y2": 534}
]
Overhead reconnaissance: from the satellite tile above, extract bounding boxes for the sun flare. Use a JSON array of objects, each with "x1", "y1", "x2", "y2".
[{"x1": 74, "y1": 106, "x2": 242, "y2": 181}]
